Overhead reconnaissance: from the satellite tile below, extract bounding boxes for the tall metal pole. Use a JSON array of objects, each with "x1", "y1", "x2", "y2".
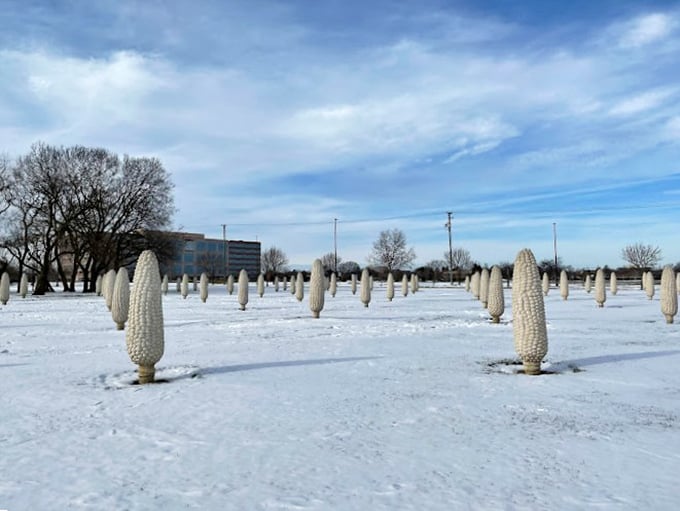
[
  {"x1": 446, "y1": 212, "x2": 453, "y2": 285},
  {"x1": 334, "y1": 218, "x2": 338, "y2": 274},
  {"x1": 221, "y1": 224, "x2": 227, "y2": 280},
  {"x1": 553, "y1": 222, "x2": 558, "y2": 284}
]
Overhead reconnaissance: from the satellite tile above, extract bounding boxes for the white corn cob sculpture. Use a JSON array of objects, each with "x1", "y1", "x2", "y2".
[
  {"x1": 200, "y1": 272, "x2": 209, "y2": 303},
  {"x1": 487, "y1": 265, "x2": 504, "y2": 323},
  {"x1": 309, "y1": 259, "x2": 325, "y2": 318},
  {"x1": 112, "y1": 267, "x2": 130, "y2": 330},
  {"x1": 480, "y1": 268, "x2": 490, "y2": 308},
  {"x1": 330, "y1": 273, "x2": 337, "y2": 297},
  {"x1": 181, "y1": 273, "x2": 189, "y2": 299},
  {"x1": 645, "y1": 271, "x2": 655, "y2": 300},
  {"x1": 238, "y1": 269, "x2": 249, "y2": 310},
  {"x1": 594, "y1": 268, "x2": 606, "y2": 307},
  {"x1": 559, "y1": 270, "x2": 569, "y2": 300},
  {"x1": 512, "y1": 248, "x2": 548, "y2": 376},
  {"x1": 0, "y1": 272, "x2": 10, "y2": 305},
  {"x1": 660, "y1": 265, "x2": 677, "y2": 324},
  {"x1": 386, "y1": 272, "x2": 395, "y2": 302},
  {"x1": 295, "y1": 272, "x2": 304, "y2": 302},
  {"x1": 126, "y1": 250, "x2": 164, "y2": 384},
  {"x1": 257, "y1": 274, "x2": 265, "y2": 298},
  {"x1": 104, "y1": 269, "x2": 117, "y2": 310},
  {"x1": 19, "y1": 273, "x2": 28, "y2": 298},
  {"x1": 360, "y1": 268, "x2": 371, "y2": 307}
]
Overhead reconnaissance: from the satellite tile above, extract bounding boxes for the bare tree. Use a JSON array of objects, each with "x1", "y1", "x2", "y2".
[
  {"x1": 446, "y1": 247, "x2": 473, "y2": 271},
  {"x1": 3, "y1": 143, "x2": 70, "y2": 294},
  {"x1": 73, "y1": 152, "x2": 174, "y2": 291},
  {"x1": 320, "y1": 252, "x2": 342, "y2": 273},
  {"x1": 337, "y1": 261, "x2": 360, "y2": 277},
  {"x1": 621, "y1": 243, "x2": 661, "y2": 270},
  {"x1": 197, "y1": 251, "x2": 224, "y2": 282},
  {"x1": 1, "y1": 143, "x2": 175, "y2": 294},
  {"x1": 426, "y1": 259, "x2": 447, "y2": 270},
  {"x1": 622, "y1": 243, "x2": 661, "y2": 289},
  {"x1": 0, "y1": 154, "x2": 10, "y2": 217},
  {"x1": 261, "y1": 246, "x2": 289, "y2": 275},
  {"x1": 368, "y1": 229, "x2": 416, "y2": 271}
]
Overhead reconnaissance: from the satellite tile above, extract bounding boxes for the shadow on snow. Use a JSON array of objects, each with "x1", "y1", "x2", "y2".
[{"x1": 549, "y1": 350, "x2": 680, "y2": 371}]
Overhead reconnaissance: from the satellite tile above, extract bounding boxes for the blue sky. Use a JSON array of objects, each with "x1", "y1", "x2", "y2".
[{"x1": 2, "y1": 0, "x2": 680, "y2": 269}]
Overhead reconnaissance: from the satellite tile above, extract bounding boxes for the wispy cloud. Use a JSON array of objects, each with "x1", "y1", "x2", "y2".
[
  {"x1": 617, "y1": 13, "x2": 676, "y2": 48},
  {"x1": 608, "y1": 88, "x2": 676, "y2": 116}
]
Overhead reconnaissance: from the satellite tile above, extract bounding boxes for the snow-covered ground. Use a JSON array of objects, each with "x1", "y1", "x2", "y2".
[{"x1": 1, "y1": 280, "x2": 679, "y2": 510}]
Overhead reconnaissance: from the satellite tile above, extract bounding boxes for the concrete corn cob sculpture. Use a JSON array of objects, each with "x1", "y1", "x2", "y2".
[
  {"x1": 402, "y1": 274, "x2": 409, "y2": 297},
  {"x1": 112, "y1": 267, "x2": 130, "y2": 330},
  {"x1": 542, "y1": 272, "x2": 550, "y2": 296},
  {"x1": 238, "y1": 269, "x2": 249, "y2": 311},
  {"x1": 351, "y1": 273, "x2": 357, "y2": 295},
  {"x1": 181, "y1": 273, "x2": 189, "y2": 299},
  {"x1": 512, "y1": 248, "x2": 548, "y2": 376},
  {"x1": 161, "y1": 274, "x2": 169, "y2": 295},
  {"x1": 645, "y1": 271, "x2": 655, "y2": 300},
  {"x1": 471, "y1": 271, "x2": 480, "y2": 299},
  {"x1": 126, "y1": 250, "x2": 164, "y2": 384},
  {"x1": 227, "y1": 274, "x2": 234, "y2": 295},
  {"x1": 660, "y1": 265, "x2": 677, "y2": 324},
  {"x1": 610, "y1": 272, "x2": 617, "y2": 295},
  {"x1": 309, "y1": 259, "x2": 325, "y2": 318},
  {"x1": 480, "y1": 268, "x2": 490, "y2": 308},
  {"x1": 559, "y1": 270, "x2": 569, "y2": 300},
  {"x1": 104, "y1": 269, "x2": 117, "y2": 310},
  {"x1": 360, "y1": 268, "x2": 371, "y2": 307},
  {"x1": 200, "y1": 272, "x2": 209, "y2": 303},
  {"x1": 19, "y1": 273, "x2": 28, "y2": 299},
  {"x1": 0, "y1": 272, "x2": 10, "y2": 305},
  {"x1": 594, "y1": 268, "x2": 606, "y2": 308},
  {"x1": 386, "y1": 272, "x2": 395, "y2": 302},
  {"x1": 257, "y1": 274, "x2": 265, "y2": 298},
  {"x1": 330, "y1": 273, "x2": 337, "y2": 297},
  {"x1": 487, "y1": 265, "x2": 504, "y2": 323},
  {"x1": 295, "y1": 272, "x2": 304, "y2": 302}
]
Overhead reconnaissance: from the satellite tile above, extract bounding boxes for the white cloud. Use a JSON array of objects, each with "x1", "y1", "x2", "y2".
[
  {"x1": 609, "y1": 88, "x2": 676, "y2": 116},
  {"x1": 618, "y1": 13, "x2": 676, "y2": 48}
]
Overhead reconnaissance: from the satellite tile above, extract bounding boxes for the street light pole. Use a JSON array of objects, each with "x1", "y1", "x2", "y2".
[
  {"x1": 334, "y1": 218, "x2": 338, "y2": 274},
  {"x1": 222, "y1": 224, "x2": 227, "y2": 280},
  {"x1": 553, "y1": 222, "x2": 558, "y2": 284},
  {"x1": 446, "y1": 212, "x2": 453, "y2": 285}
]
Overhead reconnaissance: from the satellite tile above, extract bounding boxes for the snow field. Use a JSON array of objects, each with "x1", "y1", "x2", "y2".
[{"x1": 1, "y1": 282, "x2": 679, "y2": 510}]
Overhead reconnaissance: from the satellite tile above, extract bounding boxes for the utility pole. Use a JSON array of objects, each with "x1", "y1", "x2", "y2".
[
  {"x1": 553, "y1": 222, "x2": 558, "y2": 285},
  {"x1": 445, "y1": 212, "x2": 453, "y2": 285},
  {"x1": 221, "y1": 224, "x2": 227, "y2": 280},
  {"x1": 333, "y1": 218, "x2": 338, "y2": 274}
]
